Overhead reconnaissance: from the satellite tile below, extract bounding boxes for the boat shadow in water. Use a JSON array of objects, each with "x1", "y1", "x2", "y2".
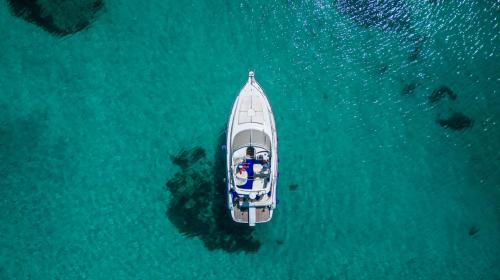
[{"x1": 164, "y1": 131, "x2": 261, "y2": 253}]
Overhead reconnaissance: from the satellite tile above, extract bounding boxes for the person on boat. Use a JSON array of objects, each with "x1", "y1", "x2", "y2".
[
  {"x1": 235, "y1": 147, "x2": 257, "y2": 189},
  {"x1": 246, "y1": 146, "x2": 255, "y2": 159},
  {"x1": 238, "y1": 147, "x2": 256, "y2": 171},
  {"x1": 247, "y1": 147, "x2": 257, "y2": 176},
  {"x1": 237, "y1": 146, "x2": 270, "y2": 188}
]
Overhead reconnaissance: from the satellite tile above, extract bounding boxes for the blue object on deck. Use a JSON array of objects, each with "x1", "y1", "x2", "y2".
[
  {"x1": 231, "y1": 190, "x2": 239, "y2": 202},
  {"x1": 240, "y1": 159, "x2": 254, "y2": 189}
]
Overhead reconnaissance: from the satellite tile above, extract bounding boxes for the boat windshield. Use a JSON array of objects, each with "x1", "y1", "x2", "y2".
[{"x1": 231, "y1": 129, "x2": 271, "y2": 153}]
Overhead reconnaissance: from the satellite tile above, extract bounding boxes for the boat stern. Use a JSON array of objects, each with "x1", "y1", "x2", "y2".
[{"x1": 230, "y1": 206, "x2": 273, "y2": 226}]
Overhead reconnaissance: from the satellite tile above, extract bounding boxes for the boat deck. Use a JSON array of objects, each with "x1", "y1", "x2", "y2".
[{"x1": 233, "y1": 206, "x2": 271, "y2": 224}]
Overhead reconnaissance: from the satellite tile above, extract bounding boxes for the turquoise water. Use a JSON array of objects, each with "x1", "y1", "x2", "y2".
[{"x1": 1, "y1": 0, "x2": 499, "y2": 279}]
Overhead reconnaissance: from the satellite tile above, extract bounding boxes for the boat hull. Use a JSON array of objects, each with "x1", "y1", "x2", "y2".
[{"x1": 226, "y1": 72, "x2": 278, "y2": 226}]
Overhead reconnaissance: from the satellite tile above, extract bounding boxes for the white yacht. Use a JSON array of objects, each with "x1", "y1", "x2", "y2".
[{"x1": 226, "y1": 72, "x2": 278, "y2": 226}]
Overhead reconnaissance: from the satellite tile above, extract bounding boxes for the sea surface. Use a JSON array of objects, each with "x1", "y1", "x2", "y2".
[{"x1": 0, "y1": 0, "x2": 499, "y2": 279}]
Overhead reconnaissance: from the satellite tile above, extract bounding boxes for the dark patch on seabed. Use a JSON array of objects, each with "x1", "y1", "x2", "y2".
[
  {"x1": 401, "y1": 82, "x2": 418, "y2": 95},
  {"x1": 469, "y1": 226, "x2": 480, "y2": 237},
  {"x1": 0, "y1": 111, "x2": 46, "y2": 174},
  {"x1": 165, "y1": 132, "x2": 260, "y2": 253},
  {"x1": 336, "y1": 1, "x2": 430, "y2": 64},
  {"x1": 429, "y1": 86, "x2": 457, "y2": 103},
  {"x1": 0, "y1": 110, "x2": 69, "y2": 187},
  {"x1": 7, "y1": 0, "x2": 104, "y2": 36},
  {"x1": 427, "y1": 0, "x2": 445, "y2": 5},
  {"x1": 407, "y1": 34, "x2": 426, "y2": 62},
  {"x1": 336, "y1": 0, "x2": 411, "y2": 32},
  {"x1": 378, "y1": 64, "x2": 389, "y2": 74},
  {"x1": 437, "y1": 112, "x2": 473, "y2": 130},
  {"x1": 425, "y1": 86, "x2": 474, "y2": 130},
  {"x1": 289, "y1": 184, "x2": 299, "y2": 191}
]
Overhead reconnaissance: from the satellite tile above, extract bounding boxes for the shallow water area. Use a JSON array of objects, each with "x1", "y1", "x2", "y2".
[{"x1": 0, "y1": 0, "x2": 499, "y2": 279}]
